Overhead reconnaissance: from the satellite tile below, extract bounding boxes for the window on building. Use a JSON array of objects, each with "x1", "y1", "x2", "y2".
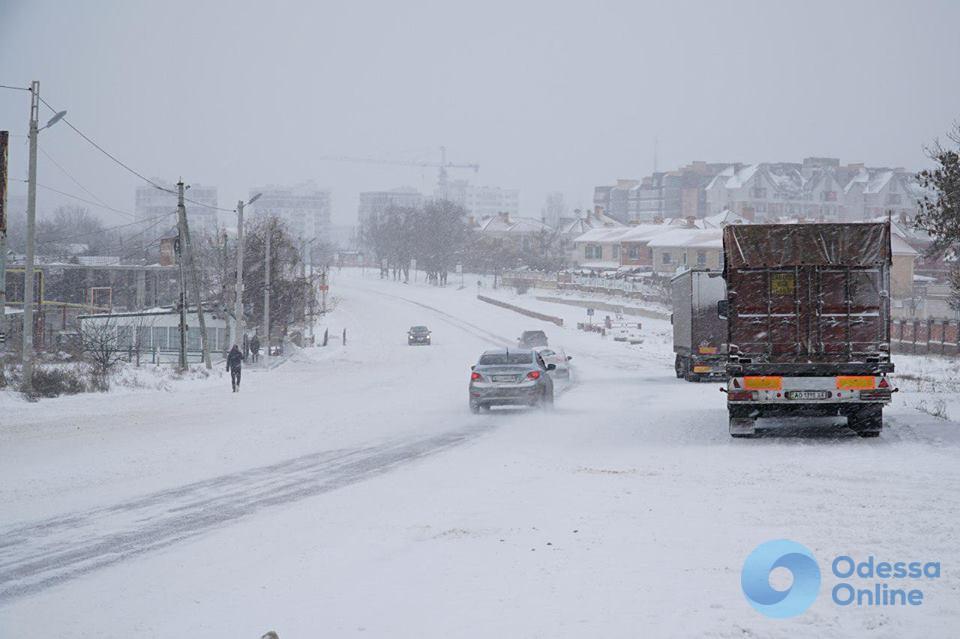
[
  {"x1": 612, "y1": 245, "x2": 620, "y2": 259},
  {"x1": 187, "y1": 326, "x2": 201, "y2": 351},
  {"x1": 117, "y1": 326, "x2": 133, "y2": 348},
  {"x1": 697, "y1": 251, "x2": 707, "y2": 266},
  {"x1": 628, "y1": 246, "x2": 641, "y2": 259},
  {"x1": 153, "y1": 326, "x2": 168, "y2": 350},
  {"x1": 662, "y1": 252, "x2": 672, "y2": 264},
  {"x1": 137, "y1": 326, "x2": 152, "y2": 349},
  {"x1": 585, "y1": 244, "x2": 602, "y2": 259},
  {"x1": 752, "y1": 187, "x2": 767, "y2": 199}
]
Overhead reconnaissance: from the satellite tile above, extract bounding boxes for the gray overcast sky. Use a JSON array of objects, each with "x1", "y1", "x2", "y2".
[{"x1": 1, "y1": 0, "x2": 959, "y2": 227}]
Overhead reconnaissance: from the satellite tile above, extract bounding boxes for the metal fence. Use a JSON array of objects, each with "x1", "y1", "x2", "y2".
[{"x1": 891, "y1": 318, "x2": 960, "y2": 356}]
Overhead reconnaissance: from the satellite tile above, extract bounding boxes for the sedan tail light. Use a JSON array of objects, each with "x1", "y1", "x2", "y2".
[
  {"x1": 470, "y1": 371, "x2": 482, "y2": 381},
  {"x1": 526, "y1": 370, "x2": 541, "y2": 380}
]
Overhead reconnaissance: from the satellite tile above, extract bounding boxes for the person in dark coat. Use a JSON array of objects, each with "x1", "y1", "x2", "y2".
[
  {"x1": 250, "y1": 334, "x2": 261, "y2": 363},
  {"x1": 227, "y1": 344, "x2": 244, "y2": 392}
]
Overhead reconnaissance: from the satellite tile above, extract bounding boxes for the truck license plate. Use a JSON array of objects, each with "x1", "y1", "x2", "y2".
[{"x1": 786, "y1": 391, "x2": 830, "y2": 400}]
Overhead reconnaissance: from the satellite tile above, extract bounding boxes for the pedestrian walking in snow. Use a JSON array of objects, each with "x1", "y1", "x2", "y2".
[
  {"x1": 227, "y1": 344, "x2": 244, "y2": 392},
  {"x1": 250, "y1": 335, "x2": 261, "y2": 363}
]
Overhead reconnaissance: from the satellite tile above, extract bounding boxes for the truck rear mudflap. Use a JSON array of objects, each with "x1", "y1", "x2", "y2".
[{"x1": 725, "y1": 375, "x2": 896, "y2": 437}]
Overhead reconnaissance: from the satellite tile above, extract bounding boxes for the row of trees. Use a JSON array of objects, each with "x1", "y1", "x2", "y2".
[{"x1": 359, "y1": 200, "x2": 568, "y2": 283}]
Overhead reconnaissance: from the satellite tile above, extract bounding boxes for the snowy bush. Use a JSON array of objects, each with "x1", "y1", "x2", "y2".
[{"x1": 30, "y1": 365, "x2": 89, "y2": 397}]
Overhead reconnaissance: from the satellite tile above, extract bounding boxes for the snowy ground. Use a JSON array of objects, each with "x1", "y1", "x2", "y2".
[{"x1": 1, "y1": 268, "x2": 959, "y2": 638}]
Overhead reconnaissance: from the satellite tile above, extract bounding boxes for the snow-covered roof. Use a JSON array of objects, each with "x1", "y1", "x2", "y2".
[
  {"x1": 646, "y1": 228, "x2": 722, "y2": 249},
  {"x1": 560, "y1": 211, "x2": 625, "y2": 235},
  {"x1": 572, "y1": 227, "x2": 631, "y2": 243},
  {"x1": 890, "y1": 234, "x2": 918, "y2": 256},
  {"x1": 864, "y1": 170, "x2": 894, "y2": 195},
  {"x1": 477, "y1": 215, "x2": 551, "y2": 234},
  {"x1": 702, "y1": 209, "x2": 748, "y2": 228},
  {"x1": 618, "y1": 224, "x2": 677, "y2": 242}
]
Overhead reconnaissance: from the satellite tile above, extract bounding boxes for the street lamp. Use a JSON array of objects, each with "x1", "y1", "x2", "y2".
[
  {"x1": 234, "y1": 192, "x2": 261, "y2": 352},
  {"x1": 22, "y1": 81, "x2": 65, "y2": 393}
]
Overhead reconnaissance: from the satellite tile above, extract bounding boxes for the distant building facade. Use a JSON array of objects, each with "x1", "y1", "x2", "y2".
[
  {"x1": 439, "y1": 180, "x2": 519, "y2": 218},
  {"x1": 135, "y1": 179, "x2": 219, "y2": 236},
  {"x1": 250, "y1": 183, "x2": 331, "y2": 244},
  {"x1": 596, "y1": 158, "x2": 924, "y2": 225},
  {"x1": 358, "y1": 187, "x2": 424, "y2": 223}
]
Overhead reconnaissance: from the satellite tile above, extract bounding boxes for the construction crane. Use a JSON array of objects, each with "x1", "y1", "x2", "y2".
[{"x1": 314, "y1": 146, "x2": 479, "y2": 198}]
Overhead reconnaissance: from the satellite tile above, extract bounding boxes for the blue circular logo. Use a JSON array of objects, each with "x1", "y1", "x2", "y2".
[{"x1": 741, "y1": 539, "x2": 821, "y2": 618}]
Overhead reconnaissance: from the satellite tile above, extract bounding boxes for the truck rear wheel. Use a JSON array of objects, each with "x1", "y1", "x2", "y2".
[
  {"x1": 849, "y1": 405, "x2": 882, "y2": 437},
  {"x1": 674, "y1": 355, "x2": 685, "y2": 378}
]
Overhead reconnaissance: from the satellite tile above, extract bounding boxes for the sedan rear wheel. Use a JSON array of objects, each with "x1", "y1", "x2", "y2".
[{"x1": 541, "y1": 389, "x2": 555, "y2": 410}]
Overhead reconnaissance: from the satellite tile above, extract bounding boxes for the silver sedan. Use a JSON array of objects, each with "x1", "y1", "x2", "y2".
[{"x1": 468, "y1": 349, "x2": 555, "y2": 413}]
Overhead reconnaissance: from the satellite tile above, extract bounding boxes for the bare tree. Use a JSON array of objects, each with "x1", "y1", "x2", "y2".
[{"x1": 78, "y1": 316, "x2": 143, "y2": 390}]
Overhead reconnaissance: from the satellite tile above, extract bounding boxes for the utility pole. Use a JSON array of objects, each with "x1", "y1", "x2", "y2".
[
  {"x1": 235, "y1": 199, "x2": 246, "y2": 350},
  {"x1": 321, "y1": 268, "x2": 327, "y2": 315},
  {"x1": 300, "y1": 239, "x2": 313, "y2": 337},
  {"x1": 0, "y1": 130, "x2": 8, "y2": 348},
  {"x1": 308, "y1": 257, "x2": 315, "y2": 344},
  {"x1": 263, "y1": 218, "x2": 271, "y2": 358},
  {"x1": 233, "y1": 193, "x2": 260, "y2": 352},
  {"x1": 176, "y1": 217, "x2": 188, "y2": 372},
  {"x1": 22, "y1": 82, "x2": 40, "y2": 391},
  {"x1": 176, "y1": 181, "x2": 212, "y2": 369}
]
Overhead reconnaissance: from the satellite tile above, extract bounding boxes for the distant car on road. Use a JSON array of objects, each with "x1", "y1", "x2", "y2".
[
  {"x1": 517, "y1": 330, "x2": 548, "y2": 348},
  {"x1": 535, "y1": 347, "x2": 572, "y2": 379},
  {"x1": 407, "y1": 325, "x2": 432, "y2": 345},
  {"x1": 469, "y1": 349, "x2": 555, "y2": 413}
]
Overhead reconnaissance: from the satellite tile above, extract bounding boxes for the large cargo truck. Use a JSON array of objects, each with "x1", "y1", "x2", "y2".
[
  {"x1": 721, "y1": 222, "x2": 896, "y2": 438},
  {"x1": 671, "y1": 268, "x2": 727, "y2": 381}
]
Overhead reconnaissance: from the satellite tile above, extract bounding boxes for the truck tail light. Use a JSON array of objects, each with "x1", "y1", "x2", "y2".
[
  {"x1": 878, "y1": 377, "x2": 890, "y2": 389},
  {"x1": 728, "y1": 390, "x2": 755, "y2": 401}
]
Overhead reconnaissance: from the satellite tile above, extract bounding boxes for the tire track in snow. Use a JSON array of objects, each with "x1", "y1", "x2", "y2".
[{"x1": 0, "y1": 425, "x2": 494, "y2": 604}]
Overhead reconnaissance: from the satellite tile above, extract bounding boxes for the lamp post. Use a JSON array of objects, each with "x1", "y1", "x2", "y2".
[
  {"x1": 235, "y1": 192, "x2": 260, "y2": 351},
  {"x1": 22, "y1": 81, "x2": 65, "y2": 392}
]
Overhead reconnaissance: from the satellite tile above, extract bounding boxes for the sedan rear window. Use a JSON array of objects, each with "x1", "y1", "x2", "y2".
[{"x1": 478, "y1": 353, "x2": 533, "y2": 365}]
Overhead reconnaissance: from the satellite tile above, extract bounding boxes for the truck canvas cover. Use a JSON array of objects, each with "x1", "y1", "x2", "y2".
[
  {"x1": 723, "y1": 223, "x2": 890, "y2": 270},
  {"x1": 722, "y1": 222, "x2": 892, "y2": 367}
]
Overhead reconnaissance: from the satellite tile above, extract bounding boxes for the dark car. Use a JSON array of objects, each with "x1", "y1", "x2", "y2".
[
  {"x1": 469, "y1": 349, "x2": 555, "y2": 413},
  {"x1": 517, "y1": 330, "x2": 548, "y2": 348},
  {"x1": 408, "y1": 325, "x2": 432, "y2": 345}
]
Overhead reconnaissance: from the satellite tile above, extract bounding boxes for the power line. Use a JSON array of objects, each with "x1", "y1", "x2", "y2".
[
  {"x1": 38, "y1": 144, "x2": 115, "y2": 212},
  {"x1": 37, "y1": 95, "x2": 237, "y2": 214},
  {"x1": 0, "y1": 83, "x2": 30, "y2": 92},
  {"x1": 20, "y1": 179, "x2": 141, "y2": 220},
  {"x1": 36, "y1": 212, "x2": 176, "y2": 246},
  {"x1": 36, "y1": 95, "x2": 168, "y2": 192}
]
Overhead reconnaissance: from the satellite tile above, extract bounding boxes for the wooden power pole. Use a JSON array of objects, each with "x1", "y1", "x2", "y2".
[{"x1": 176, "y1": 181, "x2": 212, "y2": 369}]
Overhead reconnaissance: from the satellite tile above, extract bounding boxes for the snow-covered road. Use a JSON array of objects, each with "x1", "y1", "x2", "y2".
[{"x1": 1, "y1": 269, "x2": 959, "y2": 638}]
